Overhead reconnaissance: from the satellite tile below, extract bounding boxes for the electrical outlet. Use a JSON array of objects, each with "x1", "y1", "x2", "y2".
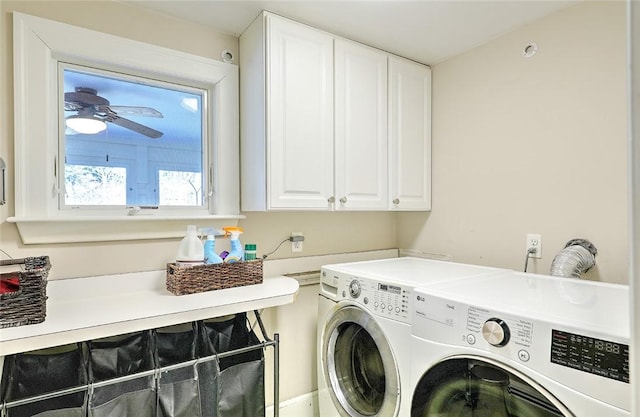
[
  {"x1": 291, "y1": 232, "x2": 304, "y2": 253},
  {"x1": 526, "y1": 233, "x2": 542, "y2": 259}
]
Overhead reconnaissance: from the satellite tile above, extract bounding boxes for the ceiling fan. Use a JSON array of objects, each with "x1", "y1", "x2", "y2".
[{"x1": 64, "y1": 87, "x2": 164, "y2": 138}]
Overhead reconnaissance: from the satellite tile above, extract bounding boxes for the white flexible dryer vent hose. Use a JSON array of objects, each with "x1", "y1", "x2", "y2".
[{"x1": 549, "y1": 239, "x2": 598, "y2": 279}]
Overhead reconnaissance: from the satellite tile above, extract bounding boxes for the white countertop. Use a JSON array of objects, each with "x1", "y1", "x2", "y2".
[{"x1": 0, "y1": 270, "x2": 299, "y2": 356}]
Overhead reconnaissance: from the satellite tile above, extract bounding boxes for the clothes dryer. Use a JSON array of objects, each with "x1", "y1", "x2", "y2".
[
  {"x1": 317, "y1": 257, "x2": 508, "y2": 417},
  {"x1": 410, "y1": 271, "x2": 630, "y2": 417}
]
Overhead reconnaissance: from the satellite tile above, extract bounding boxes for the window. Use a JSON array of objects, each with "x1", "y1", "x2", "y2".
[
  {"x1": 10, "y1": 12, "x2": 241, "y2": 244},
  {"x1": 61, "y1": 65, "x2": 206, "y2": 209}
]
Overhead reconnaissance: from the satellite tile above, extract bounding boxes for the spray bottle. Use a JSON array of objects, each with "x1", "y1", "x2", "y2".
[
  {"x1": 223, "y1": 226, "x2": 244, "y2": 263},
  {"x1": 202, "y1": 228, "x2": 224, "y2": 264}
]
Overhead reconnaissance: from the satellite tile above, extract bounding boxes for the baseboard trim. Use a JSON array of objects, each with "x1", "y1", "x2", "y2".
[{"x1": 266, "y1": 391, "x2": 319, "y2": 417}]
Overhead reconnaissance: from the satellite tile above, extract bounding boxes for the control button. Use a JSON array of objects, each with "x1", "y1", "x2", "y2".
[
  {"x1": 374, "y1": 302, "x2": 379, "y2": 308},
  {"x1": 482, "y1": 318, "x2": 510, "y2": 347},
  {"x1": 342, "y1": 290, "x2": 346, "y2": 298},
  {"x1": 388, "y1": 305, "x2": 393, "y2": 311},
  {"x1": 518, "y1": 350, "x2": 530, "y2": 362},
  {"x1": 363, "y1": 297, "x2": 369, "y2": 305},
  {"x1": 349, "y1": 280, "x2": 361, "y2": 298},
  {"x1": 466, "y1": 334, "x2": 476, "y2": 345},
  {"x1": 381, "y1": 303, "x2": 386, "y2": 310},
  {"x1": 395, "y1": 307, "x2": 400, "y2": 313}
]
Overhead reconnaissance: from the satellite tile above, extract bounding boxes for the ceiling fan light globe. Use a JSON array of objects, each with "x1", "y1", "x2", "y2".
[{"x1": 66, "y1": 116, "x2": 107, "y2": 134}]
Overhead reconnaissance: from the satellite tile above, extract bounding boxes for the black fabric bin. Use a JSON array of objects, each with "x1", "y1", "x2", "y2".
[
  {"x1": 197, "y1": 314, "x2": 265, "y2": 417},
  {"x1": 0, "y1": 344, "x2": 87, "y2": 417},
  {"x1": 87, "y1": 331, "x2": 156, "y2": 417},
  {"x1": 1, "y1": 315, "x2": 268, "y2": 417},
  {"x1": 155, "y1": 323, "x2": 202, "y2": 417}
]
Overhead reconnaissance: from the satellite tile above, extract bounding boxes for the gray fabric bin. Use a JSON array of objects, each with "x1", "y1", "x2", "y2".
[
  {"x1": 87, "y1": 331, "x2": 156, "y2": 417},
  {"x1": 197, "y1": 314, "x2": 265, "y2": 417},
  {"x1": 155, "y1": 324, "x2": 202, "y2": 417}
]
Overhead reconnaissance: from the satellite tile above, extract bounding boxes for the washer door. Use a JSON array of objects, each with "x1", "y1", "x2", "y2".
[
  {"x1": 411, "y1": 356, "x2": 574, "y2": 417},
  {"x1": 321, "y1": 303, "x2": 400, "y2": 417}
]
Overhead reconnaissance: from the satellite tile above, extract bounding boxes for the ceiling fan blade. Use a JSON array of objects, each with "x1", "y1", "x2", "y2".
[
  {"x1": 108, "y1": 116, "x2": 163, "y2": 139},
  {"x1": 107, "y1": 106, "x2": 163, "y2": 118}
]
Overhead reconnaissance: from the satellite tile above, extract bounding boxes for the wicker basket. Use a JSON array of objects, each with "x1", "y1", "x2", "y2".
[
  {"x1": 0, "y1": 256, "x2": 51, "y2": 328},
  {"x1": 166, "y1": 259, "x2": 263, "y2": 296}
]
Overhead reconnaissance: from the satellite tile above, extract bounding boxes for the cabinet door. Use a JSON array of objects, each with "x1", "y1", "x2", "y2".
[
  {"x1": 334, "y1": 39, "x2": 388, "y2": 210},
  {"x1": 266, "y1": 15, "x2": 334, "y2": 209},
  {"x1": 389, "y1": 56, "x2": 432, "y2": 210}
]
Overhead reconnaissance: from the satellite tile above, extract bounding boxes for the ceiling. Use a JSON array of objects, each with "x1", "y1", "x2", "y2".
[{"x1": 122, "y1": 0, "x2": 578, "y2": 64}]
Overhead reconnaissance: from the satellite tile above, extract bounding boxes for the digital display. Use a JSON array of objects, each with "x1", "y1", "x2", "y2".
[
  {"x1": 378, "y1": 284, "x2": 401, "y2": 294},
  {"x1": 551, "y1": 330, "x2": 629, "y2": 383}
]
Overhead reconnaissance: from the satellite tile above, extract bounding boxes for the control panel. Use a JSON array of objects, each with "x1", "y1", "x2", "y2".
[
  {"x1": 320, "y1": 270, "x2": 412, "y2": 324},
  {"x1": 466, "y1": 306, "x2": 533, "y2": 349},
  {"x1": 551, "y1": 329, "x2": 629, "y2": 383}
]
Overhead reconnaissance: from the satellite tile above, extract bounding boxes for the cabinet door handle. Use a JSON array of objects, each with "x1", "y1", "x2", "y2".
[
  {"x1": 392, "y1": 198, "x2": 400, "y2": 205},
  {"x1": 328, "y1": 196, "x2": 335, "y2": 203},
  {"x1": 339, "y1": 197, "x2": 347, "y2": 204}
]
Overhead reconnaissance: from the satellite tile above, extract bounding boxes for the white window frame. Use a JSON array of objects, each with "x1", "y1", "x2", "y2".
[{"x1": 9, "y1": 12, "x2": 242, "y2": 244}]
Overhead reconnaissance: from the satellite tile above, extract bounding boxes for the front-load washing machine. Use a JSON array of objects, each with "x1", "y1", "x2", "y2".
[
  {"x1": 317, "y1": 257, "x2": 509, "y2": 417},
  {"x1": 410, "y1": 271, "x2": 630, "y2": 417}
]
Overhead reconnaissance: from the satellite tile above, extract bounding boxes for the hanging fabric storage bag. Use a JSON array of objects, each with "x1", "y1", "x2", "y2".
[
  {"x1": 87, "y1": 330, "x2": 156, "y2": 417},
  {"x1": 155, "y1": 322, "x2": 203, "y2": 417},
  {"x1": 0, "y1": 343, "x2": 87, "y2": 417},
  {"x1": 197, "y1": 313, "x2": 265, "y2": 417}
]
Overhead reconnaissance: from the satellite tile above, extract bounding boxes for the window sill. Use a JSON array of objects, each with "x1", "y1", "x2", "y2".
[{"x1": 7, "y1": 215, "x2": 245, "y2": 244}]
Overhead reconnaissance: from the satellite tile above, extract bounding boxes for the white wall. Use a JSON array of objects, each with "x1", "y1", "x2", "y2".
[{"x1": 398, "y1": 1, "x2": 629, "y2": 284}]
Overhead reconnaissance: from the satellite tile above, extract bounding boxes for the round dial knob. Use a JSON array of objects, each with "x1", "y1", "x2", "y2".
[
  {"x1": 482, "y1": 318, "x2": 510, "y2": 347},
  {"x1": 349, "y1": 280, "x2": 362, "y2": 298}
]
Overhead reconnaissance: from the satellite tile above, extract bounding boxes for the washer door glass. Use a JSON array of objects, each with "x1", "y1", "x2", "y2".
[
  {"x1": 411, "y1": 357, "x2": 573, "y2": 417},
  {"x1": 322, "y1": 304, "x2": 399, "y2": 417}
]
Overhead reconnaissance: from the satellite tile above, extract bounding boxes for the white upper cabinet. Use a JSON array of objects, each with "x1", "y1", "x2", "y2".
[
  {"x1": 334, "y1": 38, "x2": 388, "y2": 210},
  {"x1": 241, "y1": 13, "x2": 334, "y2": 211},
  {"x1": 240, "y1": 12, "x2": 431, "y2": 211},
  {"x1": 389, "y1": 56, "x2": 432, "y2": 211}
]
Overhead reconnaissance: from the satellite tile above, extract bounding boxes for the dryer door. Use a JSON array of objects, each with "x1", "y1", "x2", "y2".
[
  {"x1": 321, "y1": 303, "x2": 400, "y2": 417},
  {"x1": 411, "y1": 357, "x2": 573, "y2": 417}
]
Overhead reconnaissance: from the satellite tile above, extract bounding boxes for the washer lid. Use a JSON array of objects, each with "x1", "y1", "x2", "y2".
[
  {"x1": 322, "y1": 257, "x2": 508, "y2": 286},
  {"x1": 414, "y1": 271, "x2": 629, "y2": 337}
]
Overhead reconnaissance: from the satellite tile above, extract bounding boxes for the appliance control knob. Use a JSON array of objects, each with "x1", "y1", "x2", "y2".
[
  {"x1": 482, "y1": 318, "x2": 510, "y2": 347},
  {"x1": 340, "y1": 197, "x2": 348, "y2": 204},
  {"x1": 392, "y1": 198, "x2": 400, "y2": 205},
  {"x1": 349, "y1": 280, "x2": 361, "y2": 298}
]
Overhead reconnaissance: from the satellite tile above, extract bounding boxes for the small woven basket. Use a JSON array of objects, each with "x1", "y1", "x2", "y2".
[
  {"x1": 166, "y1": 259, "x2": 263, "y2": 296},
  {"x1": 0, "y1": 256, "x2": 51, "y2": 328}
]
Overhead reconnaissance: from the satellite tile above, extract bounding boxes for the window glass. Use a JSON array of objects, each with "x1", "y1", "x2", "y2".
[
  {"x1": 62, "y1": 66, "x2": 205, "y2": 209},
  {"x1": 159, "y1": 170, "x2": 202, "y2": 206},
  {"x1": 64, "y1": 164, "x2": 127, "y2": 206}
]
